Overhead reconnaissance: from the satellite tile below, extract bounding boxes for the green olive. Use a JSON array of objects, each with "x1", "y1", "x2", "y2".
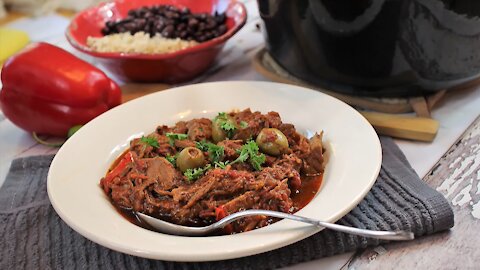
[
  {"x1": 176, "y1": 147, "x2": 206, "y2": 172},
  {"x1": 211, "y1": 120, "x2": 227, "y2": 143},
  {"x1": 212, "y1": 115, "x2": 238, "y2": 143},
  {"x1": 256, "y1": 128, "x2": 289, "y2": 156}
]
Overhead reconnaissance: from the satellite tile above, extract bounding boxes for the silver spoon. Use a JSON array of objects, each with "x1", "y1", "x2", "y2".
[{"x1": 137, "y1": 209, "x2": 414, "y2": 240}]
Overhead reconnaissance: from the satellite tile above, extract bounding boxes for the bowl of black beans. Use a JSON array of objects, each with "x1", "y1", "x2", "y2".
[{"x1": 66, "y1": 0, "x2": 247, "y2": 82}]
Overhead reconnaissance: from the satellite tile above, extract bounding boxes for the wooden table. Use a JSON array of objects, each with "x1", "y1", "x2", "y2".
[{"x1": 1, "y1": 1, "x2": 480, "y2": 269}]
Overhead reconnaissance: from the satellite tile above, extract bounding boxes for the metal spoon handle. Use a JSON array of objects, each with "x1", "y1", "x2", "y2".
[
  {"x1": 215, "y1": 209, "x2": 414, "y2": 241},
  {"x1": 138, "y1": 210, "x2": 414, "y2": 240}
]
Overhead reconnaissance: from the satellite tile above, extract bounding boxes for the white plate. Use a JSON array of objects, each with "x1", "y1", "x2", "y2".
[{"x1": 47, "y1": 81, "x2": 381, "y2": 261}]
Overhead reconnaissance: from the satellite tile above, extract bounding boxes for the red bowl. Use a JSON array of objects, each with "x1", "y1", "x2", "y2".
[{"x1": 66, "y1": 0, "x2": 247, "y2": 83}]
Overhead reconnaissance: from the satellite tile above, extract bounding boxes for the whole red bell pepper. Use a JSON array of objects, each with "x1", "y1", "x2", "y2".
[{"x1": 0, "y1": 42, "x2": 121, "y2": 137}]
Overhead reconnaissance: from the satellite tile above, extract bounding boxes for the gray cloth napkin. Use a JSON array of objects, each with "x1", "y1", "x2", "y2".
[{"x1": 0, "y1": 137, "x2": 454, "y2": 270}]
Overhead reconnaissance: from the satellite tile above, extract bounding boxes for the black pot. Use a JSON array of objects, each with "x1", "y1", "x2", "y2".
[{"x1": 258, "y1": 0, "x2": 480, "y2": 97}]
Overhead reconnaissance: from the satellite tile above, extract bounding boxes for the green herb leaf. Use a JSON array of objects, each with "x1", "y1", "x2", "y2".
[
  {"x1": 140, "y1": 136, "x2": 159, "y2": 148},
  {"x1": 184, "y1": 164, "x2": 212, "y2": 181},
  {"x1": 234, "y1": 146, "x2": 249, "y2": 163},
  {"x1": 165, "y1": 154, "x2": 178, "y2": 167},
  {"x1": 208, "y1": 144, "x2": 224, "y2": 163},
  {"x1": 231, "y1": 140, "x2": 266, "y2": 170},
  {"x1": 239, "y1": 121, "x2": 248, "y2": 129},
  {"x1": 220, "y1": 121, "x2": 236, "y2": 132},
  {"x1": 214, "y1": 161, "x2": 230, "y2": 169},
  {"x1": 250, "y1": 151, "x2": 266, "y2": 171},
  {"x1": 214, "y1": 112, "x2": 237, "y2": 138},
  {"x1": 195, "y1": 140, "x2": 208, "y2": 151},
  {"x1": 166, "y1": 132, "x2": 188, "y2": 146},
  {"x1": 196, "y1": 141, "x2": 224, "y2": 163}
]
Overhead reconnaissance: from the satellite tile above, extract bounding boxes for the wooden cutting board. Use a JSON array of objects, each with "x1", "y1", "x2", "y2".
[
  {"x1": 252, "y1": 48, "x2": 440, "y2": 142},
  {"x1": 121, "y1": 83, "x2": 171, "y2": 103}
]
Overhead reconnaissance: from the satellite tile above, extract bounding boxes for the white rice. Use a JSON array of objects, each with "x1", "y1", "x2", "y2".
[{"x1": 86, "y1": 31, "x2": 198, "y2": 54}]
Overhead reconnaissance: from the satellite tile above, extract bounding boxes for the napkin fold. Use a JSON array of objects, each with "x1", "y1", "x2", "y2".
[{"x1": 0, "y1": 137, "x2": 454, "y2": 269}]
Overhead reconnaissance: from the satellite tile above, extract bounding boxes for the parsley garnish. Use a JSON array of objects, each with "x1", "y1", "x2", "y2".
[
  {"x1": 214, "y1": 112, "x2": 237, "y2": 138},
  {"x1": 184, "y1": 164, "x2": 211, "y2": 181},
  {"x1": 208, "y1": 141, "x2": 266, "y2": 171},
  {"x1": 166, "y1": 132, "x2": 188, "y2": 146},
  {"x1": 231, "y1": 140, "x2": 266, "y2": 171},
  {"x1": 195, "y1": 140, "x2": 209, "y2": 151},
  {"x1": 140, "y1": 136, "x2": 159, "y2": 148},
  {"x1": 165, "y1": 154, "x2": 178, "y2": 166},
  {"x1": 249, "y1": 151, "x2": 266, "y2": 171},
  {"x1": 196, "y1": 141, "x2": 224, "y2": 163},
  {"x1": 214, "y1": 161, "x2": 230, "y2": 169}
]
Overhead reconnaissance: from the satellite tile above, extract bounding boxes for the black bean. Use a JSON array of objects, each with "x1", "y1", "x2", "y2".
[
  {"x1": 205, "y1": 31, "x2": 213, "y2": 40},
  {"x1": 116, "y1": 26, "x2": 126, "y2": 33},
  {"x1": 106, "y1": 21, "x2": 115, "y2": 28},
  {"x1": 144, "y1": 24, "x2": 152, "y2": 35},
  {"x1": 179, "y1": 31, "x2": 188, "y2": 39},
  {"x1": 154, "y1": 18, "x2": 165, "y2": 27},
  {"x1": 127, "y1": 10, "x2": 136, "y2": 17},
  {"x1": 135, "y1": 18, "x2": 146, "y2": 28},
  {"x1": 218, "y1": 24, "x2": 227, "y2": 35},
  {"x1": 101, "y1": 27, "x2": 110, "y2": 35},
  {"x1": 186, "y1": 29, "x2": 196, "y2": 35},
  {"x1": 151, "y1": 5, "x2": 160, "y2": 13},
  {"x1": 205, "y1": 18, "x2": 217, "y2": 30},
  {"x1": 123, "y1": 22, "x2": 136, "y2": 34},
  {"x1": 146, "y1": 17, "x2": 156, "y2": 27},
  {"x1": 144, "y1": 11, "x2": 154, "y2": 19},
  {"x1": 195, "y1": 13, "x2": 207, "y2": 21},
  {"x1": 176, "y1": 23, "x2": 186, "y2": 31},
  {"x1": 134, "y1": 9, "x2": 143, "y2": 18},
  {"x1": 154, "y1": 23, "x2": 164, "y2": 33},
  {"x1": 188, "y1": 18, "x2": 199, "y2": 28},
  {"x1": 161, "y1": 25, "x2": 175, "y2": 38},
  {"x1": 165, "y1": 11, "x2": 180, "y2": 19},
  {"x1": 198, "y1": 22, "x2": 206, "y2": 31}
]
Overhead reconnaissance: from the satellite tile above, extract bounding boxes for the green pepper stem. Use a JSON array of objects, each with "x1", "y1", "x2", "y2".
[{"x1": 32, "y1": 132, "x2": 65, "y2": 147}]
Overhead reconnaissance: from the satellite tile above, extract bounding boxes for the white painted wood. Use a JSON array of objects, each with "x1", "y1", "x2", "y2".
[{"x1": 349, "y1": 117, "x2": 480, "y2": 270}]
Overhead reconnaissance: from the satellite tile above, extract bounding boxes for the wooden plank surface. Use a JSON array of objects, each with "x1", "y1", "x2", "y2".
[
  {"x1": 360, "y1": 112, "x2": 439, "y2": 142},
  {"x1": 348, "y1": 116, "x2": 480, "y2": 270}
]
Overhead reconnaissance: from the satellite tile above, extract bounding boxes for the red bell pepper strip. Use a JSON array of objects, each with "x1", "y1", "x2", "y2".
[
  {"x1": 0, "y1": 42, "x2": 121, "y2": 137},
  {"x1": 101, "y1": 151, "x2": 134, "y2": 193},
  {"x1": 215, "y1": 205, "x2": 233, "y2": 234},
  {"x1": 215, "y1": 205, "x2": 227, "y2": 221}
]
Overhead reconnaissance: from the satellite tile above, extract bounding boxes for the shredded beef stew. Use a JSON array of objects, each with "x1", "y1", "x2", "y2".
[{"x1": 100, "y1": 109, "x2": 325, "y2": 234}]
